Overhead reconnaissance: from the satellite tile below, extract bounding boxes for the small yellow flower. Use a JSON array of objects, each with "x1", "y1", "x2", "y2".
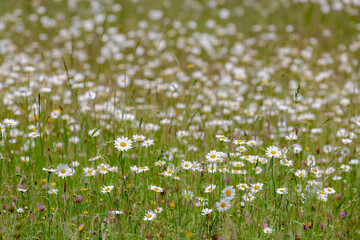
[
  {"x1": 126, "y1": 184, "x2": 131, "y2": 189},
  {"x1": 170, "y1": 202, "x2": 175, "y2": 208},
  {"x1": 186, "y1": 232, "x2": 192, "y2": 238},
  {"x1": 43, "y1": 179, "x2": 47, "y2": 182},
  {"x1": 51, "y1": 207, "x2": 55, "y2": 212},
  {"x1": 52, "y1": 182, "x2": 56, "y2": 186},
  {"x1": 81, "y1": 188, "x2": 87, "y2": 191},
  {"x1": 308, "y1": 222, "x2": 312, "y2": 227},
  {"x1": 306, "y1": 147, "x2": 310, "y2": 151},
  {"x1": 83, "y1": 211, "x2": 88, "y2": 214},
  {"x1": 79, "y1": 224, "x2": 84, "y2": 231}
]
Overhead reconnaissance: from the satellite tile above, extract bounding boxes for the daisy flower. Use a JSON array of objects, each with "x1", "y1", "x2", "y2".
[
  {"x1": 265, "y1": 146, "x2": 280, "y2": 158},
  {"x1": 295, "y1": 169, "x2": 307, "y2": 178},
  {"x1": 116, "y1": 74, "x2": 130, "y2": 88},
  {"x1": 323, "y1": 187, "x2": 336, "y2": 194},
  {"x1": 204, "y1": 184, "x2": 216, "y2": 193},
  {"x1": 130, "y1": 166, "x2": 139, "y2": 173},
  {"x1": 280, "y1": 159, "x2": 293, "y2": 167},
  {"x1": 17, "y1": 208, "x2": 24, "y2": 213},
  {"x1": 342, "y1": 138, "x2": 351, "y2": 144},
  {"x1": 237, "y1": 145, "x2": 247, "y2": 152},
  {"x1": 285, "y1": 132, "x2": 298, "y2": 140},
  {"x1": 21, "y1": 156, "x2": 30, "y2": 163},
  {"x1": 143, "y1": 210, "x2": 156, "y2": 221},
  {"x1": 201, "y1": 208, "x2": 213, "y2": 215},
  {"x1": 250, "y1": 183, "x2": 264, "y2": 193},
  {"x1": 139, "y1": 166, "x2": 149, "y2": 172},
  {"x1": 55, "y1": 164, "x2": 70, "y2": 178},
  {"x1": 88, "y1": 129, "x2": 100, "y2": 137},
  {"x1": 191, "y1": 162, "x2": 202, "y2": 172},
  {"x1": 233, "y1": 139, "x2": 246, "y2": 145},
  {"x1": 232, "y1": 161, "x2": 245, "y2": 167},
  {"x1": 323, "y1": 145, "x2": 333, "y2": 153},
  {"x1": 142, "y1": 139, "x2": 154, "y2": 148},
  {"x1": 255, "y1": 166, "x2": 263, "y2": 174},
  {"x1": 28, "y1": 131, "x2": 40, "y2": 138},
  {"x1": 48, "y1": 188, "x2": 59, "y2": 195},
  {"x1": 276, "y1": 188, "x2": 288, "y2": 194},
  {"x1": 237, "y1": 183, "x2": 248, "y2": 190},
  {"x1": 101, "y1": 185, "x2": 114, "y2": 194},
  {"x1": 306, "y1": 155, "x2": 316, "y2": 166},
  {"x1": 89, "y1": 156, "x2": 101, "y2": 162},
  {"x1": 155, "y1": 207, "x2": 163, "y2": 214},
  {"x1": 242, "y1": 193, "x2": 255, "y2": 202},
  {"x1": 132, "y1": 134, "x2": 145, "y2": 142},
  {"x1": 183, "y1": 190, "x2": 194, "y2": 199},
  {"x1": 215, "y1": 134, "x2": 230, "y2": 142},
  {"x1": 155, "y1": 160, "x2": 166, "y2": 166},
  {"x1": 247, "y1": 140, "x2": 257, "y2": 147},
  {"x1": 333, "y1": 176, "x2": 342, "y2": 180},
  {"x1": 149, "y1": 185, "x2": 163, "y2": 193},
  {"x1": 83, "y1": 167, "x2": 96, "y2": 176},
  {"x1": 182, "y1": 161, "x2": 193, "y2": 169},
  {"x1": 176, "y1": 130, "x2": 188, "y2": 138},
  {"x1": 340, "y1": 164, "x2": 351, "y2": 172},
  {"x1": 317, "y1": 194, "x2": 328, "y2": 202},
  {"x1": 206, "y1": 150, "x2": 221, "y2": 162},
  {"x1": 216, "y1": 199, "x2": 231, "y2": 212},
  {"x1": 208, "y1": 163, "x2": 217, "y2": 173},
  {"x1": 263, "y1": 227, "x2": 273, "y2": 234},
  {"x1": 3, "y1": 118, "x2": 19, "y2": 127},
  {"x1": 221, "y1": 186, "x2": 236, "y2": 200},
  {"x1": 97, "y1": 163, "x2": 110, "y2": 174},
  {"x1": 114, "y1": 136, "x2": 132, "y2": 151}
]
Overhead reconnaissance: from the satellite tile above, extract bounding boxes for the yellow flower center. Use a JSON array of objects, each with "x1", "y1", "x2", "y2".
[
  {"x1": 226, "y1": 190, "x2": 231, "y2": 196},
  {"x1": 120, "y1": 142, "x2": 126, "y2": 147},
  {"x1": 61, "y1": 169, "x2": 66, "y2": 174},
  {"x1": 220, "y1": 203, "x2": 226, "y2": 208}
]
